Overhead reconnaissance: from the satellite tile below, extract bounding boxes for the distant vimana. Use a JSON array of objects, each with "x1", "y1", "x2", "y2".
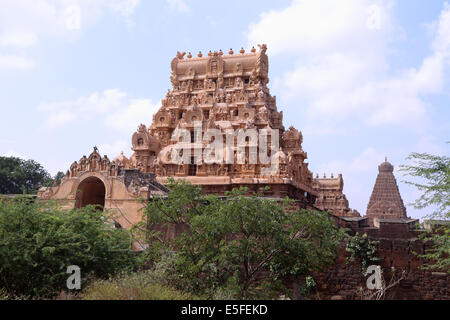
[{"x1": 38, "y1": 45, "x2": 412, "y2": 229}]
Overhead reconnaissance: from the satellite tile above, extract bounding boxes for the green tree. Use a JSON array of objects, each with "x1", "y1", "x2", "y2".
[
  {"x1": 0, "y1": 156, "x2": 52, "y2": 194},
  {"x1": 400, "y1": 151, "x2": 449, "y2": 219},
  {"x1": 400, "y1": 148, "x2": 450, "y2": 272},
  {"x1": 53, "y1": 171, "x2": 66, "y2": 186},
  {"x1": 0, "y1": 197, "x2": 137, "y2": 298},
  {"x1": 135, "y1": 179, "x2": 346, "y2": 299}
]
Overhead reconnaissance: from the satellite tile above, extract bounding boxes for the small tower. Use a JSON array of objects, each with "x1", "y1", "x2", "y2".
[{"x1": 366, "y1": 158, "x2": 407, "y2": 226}]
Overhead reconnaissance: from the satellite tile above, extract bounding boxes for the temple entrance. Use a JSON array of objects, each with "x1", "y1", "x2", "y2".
[{"x1": 75, "y1": 176, "x2": 106, "y2": 211}]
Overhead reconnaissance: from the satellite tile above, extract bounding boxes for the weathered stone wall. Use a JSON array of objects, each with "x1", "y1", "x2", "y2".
[
  {"x1": 312, "y1": 251, "x2": 448, "y2": 300},
  {"x1": 309, "y1": 220, "x2": 449, "y2": 300}
]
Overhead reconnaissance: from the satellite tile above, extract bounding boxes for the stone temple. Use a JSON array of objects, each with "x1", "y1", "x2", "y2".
[
  {"x1": 38, "y1": 45, "x2": 414, "y2": 227},
  {"x1": 35, "y1": 46, "x2": 447, "y2": 299},
  {"x1": 366, "y1": 157, "x2": 408, "y2": 226}
]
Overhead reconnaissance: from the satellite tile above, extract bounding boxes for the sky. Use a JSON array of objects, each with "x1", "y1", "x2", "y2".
[{"x1": 0, "y1": 0, "x2": 449, "y2": 220}]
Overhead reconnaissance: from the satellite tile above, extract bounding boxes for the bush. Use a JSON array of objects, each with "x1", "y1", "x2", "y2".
[
  {"x1": 0, "y1": 198, "x2": 137, "y2": 298},
  {"x1": 346, "y1": 233, "x2": 381, "y2": 272},
  {"x1": 81, "y1": 272, "x2": 200, "y2": 300},
  {"x1": 136, "y1": 180, "x2": 346, "y2": 299}
]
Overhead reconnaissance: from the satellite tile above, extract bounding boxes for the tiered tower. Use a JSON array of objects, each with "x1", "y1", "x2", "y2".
[
  {"x1": 366, "y1": 158, "x2": 408, "y2": 225},
  {"x1": 129, "y1": 45, "x2": 317, "y2": 206}
]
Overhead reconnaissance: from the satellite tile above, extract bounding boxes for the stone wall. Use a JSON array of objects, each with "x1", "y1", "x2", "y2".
[{"x1": 309, "y1": 217, "x2": 449, "y2": 300}]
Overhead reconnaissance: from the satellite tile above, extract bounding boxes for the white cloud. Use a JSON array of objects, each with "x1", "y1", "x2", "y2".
[
  {"x1": 4, "y1": 150, "x2": 25, "y2": 159},
  {"x1": 432, "y1": 2, "x2": 450, "y2": 59},
  {"x1": 105, "y1": 98, "x2": 160, "y2": 133},
  {"x1": 0, "y1": 55, "x2": 35, "y2": 70},
  {"x1": 247, "y1": 0, "x2": 392, "y2": 56},
  {"x1": 247, "y1": 0, "x2": 450, "y2": 132},
  {"x1": 98, "y1": 139, "x2": 132, "y2": 159},
  {"x1": 413, "y1": 135, "x2": 447, "y2": 155},
  {"x1": 316, "y1": 147, "x2": 382, "y2": 177},
  {"x1": 38, "y1": 89, "x2": 127, "y2": 115},
  {"x1": 37, "y1": 89, "x2": 160, "y2": 133},
  {"x1": 108, "y1": 0, "x2": 141, "y2": 17},
  {"x1": 46, "y1": 110, "x2": 77, "y2": 128},
  {"x1": 0, "y1": 0, "x2": 141, "y2": 69},
  {"x1": 166, "y1": 0, "x2": 191, "y2": 14},
  {"x1": 0, "y1": 32, "x2": 38, "y2": 47},
  {"x1": 63, "y1": 5, "x2": 82, "y2": 31}
]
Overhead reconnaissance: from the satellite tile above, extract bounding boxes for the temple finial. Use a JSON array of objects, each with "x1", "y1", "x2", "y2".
[{"x1": 385, "y1": 156, "x2": 387, "y2": 162}]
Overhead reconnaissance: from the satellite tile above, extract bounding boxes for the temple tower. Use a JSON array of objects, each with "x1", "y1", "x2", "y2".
[
  {"x1": 129, "y1": 45, "x2": 319, "y2": 207},
  {"x1": 39, "y1": 46, "x2": 356, "y2": 221},
  {"x1": 366, "y1": 158, "x2": 407, "y2": 226}
]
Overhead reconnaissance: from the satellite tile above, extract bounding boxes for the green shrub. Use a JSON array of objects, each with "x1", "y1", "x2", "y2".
[
  {"x1": 346, "y1": 233, "x2": 381, "y2": 272},
  {"x1": 0, "y1": 198, "x2": 137, "y2": 298},
  {"x1": 136, "y1": 180, "x2": 346, "y2": 299},
  {"x1": 81, "y1": 272, "x2": 200, "y2": 300}
]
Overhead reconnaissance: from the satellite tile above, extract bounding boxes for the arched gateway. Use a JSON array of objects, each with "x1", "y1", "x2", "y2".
[
  {"x1": 37, "y1": 147, "x2": 168, "y2": 229},
  {"x1": 75, "y1": 176, "x2": 106, "y2": 210}
]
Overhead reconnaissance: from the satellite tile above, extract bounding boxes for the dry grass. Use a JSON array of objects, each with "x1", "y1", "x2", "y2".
[{"x1": 80, "y1": 272, "x2": 200, "y2": 300}]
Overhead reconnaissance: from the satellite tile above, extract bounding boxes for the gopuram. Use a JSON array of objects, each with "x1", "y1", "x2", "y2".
[{"x1": 38, "y1": 45, "x2": 358, "y2": 225}]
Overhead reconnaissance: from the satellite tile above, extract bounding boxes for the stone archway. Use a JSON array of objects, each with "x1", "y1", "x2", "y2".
[{"x1": 75, "y1": 176, "x2": 106, "y2": 210}]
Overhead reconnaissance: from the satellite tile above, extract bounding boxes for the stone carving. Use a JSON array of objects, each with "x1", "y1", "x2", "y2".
[
  {"x1": 313, "y1": 173, "x2": 358, "y2": 217},
  {"x1": 79, "y1": 156, "x2": 88, "y2": 171},
  {"x1": 123, "y1": 45, "x2": 321, "y2": 205},
  {"x1": 88, "y1": 147, "x2": 101, "y2": 171},
  {"x1": 37, "y1": 186, "x2": 54, "y2": 200},
  {"x1": 100, "y1": 155, "x2": 110, "y2": 171}
]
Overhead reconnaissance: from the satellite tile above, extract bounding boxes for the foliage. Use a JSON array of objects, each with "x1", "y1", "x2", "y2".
[
  {"x1": 0, "y1": 197, "x2": 137, "y2": 298},
  {"x1": 81, "y1": 271, "x2": 200, "y2": 300},
  {"x1": 0, "y1": 156, "x2": 52, "y2": 194},
  {"x1": 400, "y1": 150, "x2": 449, "y2": 219},
  {"x1": 44, "y1": 171, "x2": 66, "y2": 187},
  {"x1": 417, "y1": 227, "x2": 450, "y2": 272},
  {"x1": 134, "y1": 179, "x2": 346, "y2": 299},
  {"x1": 300, "y1": 276, "x2": 316, "y2": 296},
  {"x1": 400, "y1": 148, "x2": 450, "y2": 273},
  {"x1": 346, "y1": 233, "x2": 381, "y2": 272}
]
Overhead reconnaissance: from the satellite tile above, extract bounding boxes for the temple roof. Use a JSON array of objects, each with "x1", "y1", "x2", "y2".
[
  {"x1": 170, "y1": 44, "x2": 269, "y2": 83},
  {"x1": 379, "y1": 157, "x2": 394, "y2": 173}
]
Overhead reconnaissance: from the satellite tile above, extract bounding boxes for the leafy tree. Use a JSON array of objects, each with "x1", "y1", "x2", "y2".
[
  {"x1": 134, "y1": 179, "x2": 346, "y2": 299},
  {"x1": 400, "y1": 148, "x2": 450, "y2": 273},
  {"x1": 0, "y1": 197, "x2": 137, "y2": 298},
  {"x1": 0, "y1": 156, "x2": 52, "y2": 194},
  {"x1": 53, "y1": 171, "x2": 66, "y2": 186},
  {"x1": 400, "y1": 150, "x2": 449, "y2": 219}
]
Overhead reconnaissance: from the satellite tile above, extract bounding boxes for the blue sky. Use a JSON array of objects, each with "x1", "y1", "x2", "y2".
[{"x1": 0, "y1": 0, "x2": 449, "y2": 220}]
